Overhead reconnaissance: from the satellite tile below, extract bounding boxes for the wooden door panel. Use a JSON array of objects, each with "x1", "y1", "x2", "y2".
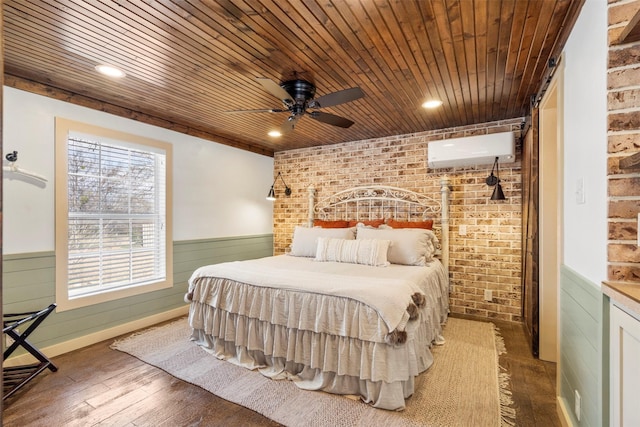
[{"x1": 522, "y1": 109, "x2": 540, "y2": 357}]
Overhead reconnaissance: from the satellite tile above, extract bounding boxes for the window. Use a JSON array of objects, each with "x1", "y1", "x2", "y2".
[{"x1": 55, "y1": 118, "x2": 173, "y2": 311}]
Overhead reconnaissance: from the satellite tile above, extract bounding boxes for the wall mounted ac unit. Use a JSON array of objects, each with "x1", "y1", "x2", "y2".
[{"x1": 427, "y1": 132, "x2": 515, "y2": 169}]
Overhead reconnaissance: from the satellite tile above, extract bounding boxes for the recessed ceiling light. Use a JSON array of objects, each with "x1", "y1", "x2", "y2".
[
  {"x1": 95, "y1": 64, "x2": 126, "y2": 78},
  {"x1": 268, "y1": 130, "x2": 282, "y2": 137},
  {"x1": 422, "y1": 99, "x2": 443, "y2": 109}
]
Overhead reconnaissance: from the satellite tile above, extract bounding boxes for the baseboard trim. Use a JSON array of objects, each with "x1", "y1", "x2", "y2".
[
  {"x1": 557, "y1": 396, "x2": 574, "y2": 427},
  {"x1": 4, "y1": 305, "x2": 190, "y2": 367}
]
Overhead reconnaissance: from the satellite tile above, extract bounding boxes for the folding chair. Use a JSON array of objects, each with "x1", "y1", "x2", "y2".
[{"x1": 3, "y1": 303, "x2": 58, "y2": 400}]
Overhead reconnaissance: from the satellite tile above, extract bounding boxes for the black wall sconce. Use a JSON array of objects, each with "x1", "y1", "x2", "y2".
[
  {"x1": 267, "y1": 171, "x2": 292, "y2": 201},
  {"x1": 486, "y1": 157, "x2": 506, "y2": 200}
]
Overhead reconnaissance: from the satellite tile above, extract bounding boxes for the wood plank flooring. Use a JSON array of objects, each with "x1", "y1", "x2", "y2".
[{"x1": 2, "y1": 315, "x2": 559, "y2": 426}]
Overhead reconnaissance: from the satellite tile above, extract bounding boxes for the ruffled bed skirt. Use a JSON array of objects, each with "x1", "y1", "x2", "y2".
[{"x1": 189, "y1": 301, "x2": 445, "y2": 410}]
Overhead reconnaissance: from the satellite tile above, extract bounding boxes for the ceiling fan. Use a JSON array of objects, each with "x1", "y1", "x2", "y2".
[{"x1": 227, "y1": 78, "x2": 365, "y2": 134}]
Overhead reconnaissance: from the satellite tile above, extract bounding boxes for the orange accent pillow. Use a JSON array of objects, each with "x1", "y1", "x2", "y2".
[
  {"x1": 386, "y1": 219, "x2": 434, "y2": 229},
  {"x1": 313, "y1": 219, "x2": 350, "y2": 228},
  {"x1": 347, "y1": 219, "x2": 385, "y2": 228}
]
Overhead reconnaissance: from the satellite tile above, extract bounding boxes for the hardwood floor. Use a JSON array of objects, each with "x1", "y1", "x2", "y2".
[{"x1": 2, "y1": 316, "x2": 560, "y2": 426}]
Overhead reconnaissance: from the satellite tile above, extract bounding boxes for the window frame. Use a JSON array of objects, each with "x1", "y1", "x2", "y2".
[{"x1": 55, "y1": 117, "x2": 173, "y2": 312}]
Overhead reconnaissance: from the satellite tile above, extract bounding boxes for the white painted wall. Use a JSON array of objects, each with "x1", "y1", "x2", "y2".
[
  {"x1": 562, "y1": 0, "x2": 608, "y2": 284},
  {"x1": 2, "y1": 87, "x2": 274, "y2": 254},
  {"x1": 558, "y1": 2, "x2": 608, "y2": 422}
]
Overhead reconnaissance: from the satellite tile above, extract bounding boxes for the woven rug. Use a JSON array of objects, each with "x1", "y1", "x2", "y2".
[{"x1": 112, "y1": 317, "x2": 515, "y2": 426}]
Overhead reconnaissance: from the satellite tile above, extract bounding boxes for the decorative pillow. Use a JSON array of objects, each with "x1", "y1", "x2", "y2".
[
  {"x1": 356, "y1": 227, "x2": 434, "y2": 265},
  {"x1": 418, "y1": 230, "x2": 439, "y2": 262},
  {"x1": 313, "y1": 219, "x2": 350, "y2": 228},
  {"x1": 290, "y1": 226, "x2": 356, "y2": 257},
  {"x1": 315, "y1": 237, "x2": 391, "y2": 267},
  {"x1": 424, "y1": 229, "x2": 439, "y2": 251},
  {"x1": 386, "y1": 218, "x2": 434, "y2": 230},
  {"x1": 347, "y1": 219, "x2": 385, "y2": 228}
]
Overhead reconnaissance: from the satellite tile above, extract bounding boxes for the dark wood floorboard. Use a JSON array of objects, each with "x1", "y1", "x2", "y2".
[{"x1": 2, "y1": 316, "x2": 559, "y2": 426}]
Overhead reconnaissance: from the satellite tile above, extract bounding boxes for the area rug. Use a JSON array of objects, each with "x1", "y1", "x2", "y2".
[{"x1": 112, "y1": 317, "x2": 515, "y2": 426}]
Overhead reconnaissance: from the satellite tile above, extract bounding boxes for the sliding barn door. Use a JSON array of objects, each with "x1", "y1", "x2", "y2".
[{"x1": 522, "y1": 109, "x2": 540, "y2": 357}]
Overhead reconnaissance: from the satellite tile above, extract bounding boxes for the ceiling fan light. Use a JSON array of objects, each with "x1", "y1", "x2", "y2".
[
  {"x1": 95, "y1": 64, "x2": 126, "y2": 78},
  {"x1": 422, "y1": 99, "x2": 443, "y2": 109}
]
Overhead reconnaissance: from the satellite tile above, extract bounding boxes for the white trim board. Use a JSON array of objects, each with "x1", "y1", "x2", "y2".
[{"x1": 557, "y1": 395, "x2": 575, "y2": 427}]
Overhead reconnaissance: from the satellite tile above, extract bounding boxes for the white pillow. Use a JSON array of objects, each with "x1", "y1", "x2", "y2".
[
  {"x1": 315, "y1": 237, "x2": 391, "y2": 267},
  {"x1": 356, "y1": 228, "x2": 434, "y2": 265},
  {"x1": 290, "y1": 226, "x2": 356, "y2": 257}
]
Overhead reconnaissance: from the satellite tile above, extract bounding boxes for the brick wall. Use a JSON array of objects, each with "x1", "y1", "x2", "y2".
[
  {"x1": 273, "y1": 118, "x2": 524, "y2": 322},
  {"x1": 608, "y1": 1, "x2": 640, "y2": 283}
]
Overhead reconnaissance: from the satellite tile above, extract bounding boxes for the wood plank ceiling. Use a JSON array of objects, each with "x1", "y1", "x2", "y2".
[{"x1": 3, "y1": 0, "x2": 583, "y2": 156}]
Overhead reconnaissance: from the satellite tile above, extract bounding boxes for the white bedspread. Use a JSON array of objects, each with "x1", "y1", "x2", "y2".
[
  {"x1": 188, "y1": 254, "x2": 450, "y2": 410},
  {"x1": 188, "y1": 255, "x2": 444, "y2": 334}
]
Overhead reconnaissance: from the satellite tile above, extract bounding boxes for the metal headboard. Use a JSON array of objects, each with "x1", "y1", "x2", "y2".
[
  {"x1": 307, "y1": 178, "x2": 451, "y2": 275},
  {"x1": 313, "y1": 186, "x2": 441, "y2": 221}
]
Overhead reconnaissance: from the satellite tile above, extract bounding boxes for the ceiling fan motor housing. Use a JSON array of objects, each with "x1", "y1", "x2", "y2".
[{"x1": 281, "y1": 79, "x2": 316, "y2": 114}]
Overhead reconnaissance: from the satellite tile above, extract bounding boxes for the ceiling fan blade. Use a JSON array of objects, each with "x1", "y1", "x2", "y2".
[
  {"x1": 309, "y1": 87, "x2": 365, "y2": 109},
  {"x1": 309, "y1": 111, "x2": 355, "y2": 128},
  {"x1": 257, "y1": 78, "x2": 293, "y2": 102},
  {"x1": 225, "y1": 108, "x2": 287, "y2": 113},
  {"x1": 281, "y1": 114, "x2": 302, "y2": 134}
]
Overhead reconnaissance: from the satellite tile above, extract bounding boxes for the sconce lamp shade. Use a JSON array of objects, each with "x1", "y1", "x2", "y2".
[
  {"x1": 491, "y1": 183, "x2": 506, "y2": 200},
  {"x1": 266, "y1": 186, "x2": 276, "y2": 201}
]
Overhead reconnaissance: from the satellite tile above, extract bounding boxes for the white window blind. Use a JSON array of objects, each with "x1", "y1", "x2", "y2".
[{"x1": 66, "y1": 135, "x2": 167, "y2": 298}]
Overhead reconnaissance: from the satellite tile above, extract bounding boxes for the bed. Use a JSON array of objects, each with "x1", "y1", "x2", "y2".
[{"x1": 186, "y1": 180, "x2": 451, "y2": 411}]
